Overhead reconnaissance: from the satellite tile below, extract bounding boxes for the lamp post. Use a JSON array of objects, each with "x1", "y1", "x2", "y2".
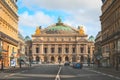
[
  {"x1": 18, "y1": 55, "x2": 21, "y2": 68},
  {"x1": 0, "y1": 54, "x2": 4, "y2": 70},
  {"x1": 115, "y1": 49, "x2": 119, "y2": 71},
  {"x1": 0, "y1": 41, "x2": 4, "y2": 70},
  {"x1": 88, "y1": 54, "x2": 90, "y2": 66}
]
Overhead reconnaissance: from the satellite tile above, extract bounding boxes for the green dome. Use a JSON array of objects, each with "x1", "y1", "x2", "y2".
[
  {"x1": 46, "y1": 23, "x2": 73, "y2": 34},
  {"x1": 88, "y1": 36, "x2": 95, "y2": 42},
  {"x1": 48, "y1": 25, "x2": 72, "y2": 31},
  {"x1": 24, "y1": 36, "x2": 31, "y2": 41}
]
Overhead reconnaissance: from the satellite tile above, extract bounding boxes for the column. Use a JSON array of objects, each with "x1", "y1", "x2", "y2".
[
  {"x1": 86, "y1": 44, "x2": 88, "y2": 55},
  {"x1": 90, "y1": 46, "x2": 93, "y2": 56},
  {"x1": 48, "y1": 44, "x2": 51, "y2": 54},
  {"x1": 32, "y1": 44, "x2": 36, "y2": 54},
  {"x1": 84, "y1": 45, "x2": 86, "y2": 54},
  {"x1": 55, "y1": 44, "x2": 58, "y2": 54},
  {"x1": 41, "y1": 44, "x2": 43, "y2": 54},
  {"x1": 79, "y1": 45, "x2": 81, "y2": 54},
  {"x1": 69, "y1": 44, "x2": 72, "y2": 54},
  {"x1": 62, "y1": 56, "x2": 65, "y2": 63},
  {"x1": 62, "y1": 44, "x2": 65, "y2": 54},
  {"x1": 69, "y1": 56, "x2": 72, "y2": 62},
  {"x1": 32, "y1": 45, "x2": 36, "y2": 61},
  {"x1": 76, "y1": 44, "x2": 79, "y2": 54},
  {"x1": 78, "y1": 44, "x2": 80, "y2": 54},
  {"x1": 55, "y1": 55, "x2": 58, "y2": 63},
  {"x1": 39, "y1": 44, "x2": 41, "y2": 54}
]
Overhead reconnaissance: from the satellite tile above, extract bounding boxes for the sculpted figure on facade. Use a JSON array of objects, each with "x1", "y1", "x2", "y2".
[
  {"x1": 35, "y1": 26, "x2": 41, "y2": 35},
  {"x1": 79, "y1": 26, "x2": 85, "y2": 36}
]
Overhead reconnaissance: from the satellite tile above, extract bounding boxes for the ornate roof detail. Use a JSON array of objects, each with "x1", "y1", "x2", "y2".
[
  {"x1": 24, "y1": 36, "x2": 31, "y2": 41},
  {"x1": 35, "y1": 26, "x2": 41, "y2": 35},
  {"x1": 78, "y1": 26, "x2": 85, "y2": 36},
  {"x1": 44, "y1": 23, "x2": 77, "y2": 34},
  {"x1": 88, "y1": 35, "x2": 95, "y2": 42},
  {"x1": 58, "y1": 16, "x2": 62, "y2": 23}
]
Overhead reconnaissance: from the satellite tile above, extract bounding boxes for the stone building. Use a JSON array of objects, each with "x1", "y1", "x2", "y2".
[
  {"x1": 94, "y1": 31, "x2": 102, "y2": 66},
  {"x1": 100, "y1": 0, "x2": 120, "y2": 68},
  {"x1": 0, "y1": 0, "x2": 18, "y2": 67},
  {"x1": 18, "y1": 32, "x2": 26, "y2": 64},
  {"x1": 24, "y1": 36, "x2": 32, "y2": 62},
  {"x1": 32, "y1": 19, "x2": 94, "y2": 64}
]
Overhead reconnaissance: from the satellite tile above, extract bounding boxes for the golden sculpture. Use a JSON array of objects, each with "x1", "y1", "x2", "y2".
[
  {"x1": 35, "y1": 26, "x2": 41, "y2": 35},
  {"x1": 79, "y1": 26, "x2": 85, "y2": 35}
]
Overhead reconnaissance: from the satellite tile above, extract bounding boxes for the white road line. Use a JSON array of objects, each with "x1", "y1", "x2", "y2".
[
  {"x1": 3, "y1": 73, "x2": 15, "y2": 79},
  {"x1": 55, "y1": 67, "x2": 62, "y2": 80},
  {"x1": 85, "y1": 69, "x2": 120, "y2": 80}
]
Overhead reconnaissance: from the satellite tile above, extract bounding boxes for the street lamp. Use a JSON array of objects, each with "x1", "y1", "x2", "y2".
[
  {"x1": 87, "y1": 54, "x2": 90, "y2": 66},
  {"x1": 0, "y1": 41, "x2": 4, "y2": 70},
  {"x1": 115, "y1": 49, "x2": 119, "y2": 71},
  {"x1": 0, "y1": 54, "x2": 4, "y2": 70}
]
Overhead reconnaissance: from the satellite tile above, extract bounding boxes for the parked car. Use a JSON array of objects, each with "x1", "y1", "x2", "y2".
[
  {"x1": 64, "y1": 62, "x2": 70, "y2": 66},
  {"x1": 31, "y1": 61, "x2": 36, "y2": 64},
  {"x1": 73, "y1": 62, "x2": 83, "y2": 69}
]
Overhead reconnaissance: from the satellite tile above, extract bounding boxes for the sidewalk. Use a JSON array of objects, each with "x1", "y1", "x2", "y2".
[
  {"x1": 0, "y1": 64, "x2": 40, "y2": 79},
  {"x1": 85, "y1": 65, "x2": 120, "y2": 78}
]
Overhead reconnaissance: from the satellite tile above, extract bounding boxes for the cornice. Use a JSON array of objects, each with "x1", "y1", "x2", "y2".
[
  {"x1": 0, "y1": 0, "x2": 18, "y2": 20},
  {"x1": 0, "y1": 31, "x2": 18, "y2": 46}
]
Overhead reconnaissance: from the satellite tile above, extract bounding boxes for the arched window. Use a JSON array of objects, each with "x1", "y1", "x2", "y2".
[
  {"x1": 65, "y1": 56, "x2": 69, "y2": 61},
  {"x1": 36, "y1": 47, "x2": 39, "y2": 53}
]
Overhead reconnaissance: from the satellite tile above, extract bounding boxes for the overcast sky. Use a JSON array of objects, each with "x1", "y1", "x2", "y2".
[{"x1": 17, "y1": 0, "x2": 102, "y2": 38}]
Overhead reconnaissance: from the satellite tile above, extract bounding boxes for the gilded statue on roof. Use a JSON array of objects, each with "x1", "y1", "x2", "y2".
[
  {"x1": 79, "y1": 26, "x2": 85, "y2": 35},
  {"x1": 35, "y1": 26, "x2": 41, "y2": 35}
]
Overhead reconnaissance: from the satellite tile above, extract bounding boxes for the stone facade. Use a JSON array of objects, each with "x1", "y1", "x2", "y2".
[
  {"x1": 95, "y1": 31, "x2": 102, "y2": 66},
  {"x1": 18, "y1": 32, "x2": 26, "y2": 64},
  {"x1": 0, "y1": 0, "x2": 18, "y2": 67},
  {"x1": 32, "y1": 19, "x2": 94, "y2": 64},
  {"x1": 100, "y1": 0, "x2": 120, "y2": 67}
]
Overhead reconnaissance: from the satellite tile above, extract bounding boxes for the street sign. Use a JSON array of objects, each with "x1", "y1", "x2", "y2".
[{"x1": 10, "y1": 59, "x2": 16, "y2": 67}]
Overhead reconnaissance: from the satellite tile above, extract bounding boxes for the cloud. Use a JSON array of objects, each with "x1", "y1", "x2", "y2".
[
  {"x1": 20, "y1": 0, "x2": 102, "y2": 11},
  {"x1": 19, "y1": 11, "x2": 54, "y2": 27},
  {"x1": 18, "y1": 0, "x2": 102, "y2": 37}
]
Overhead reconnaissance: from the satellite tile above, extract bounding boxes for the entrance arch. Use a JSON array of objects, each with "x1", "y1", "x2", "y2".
[
  {"x1": 36, "y1": 56, "x2": 40, "y2": 62},
  {"x1": 80, "y1": 55, "x2": 84, "y2": 63},
  {"x1": 51, "y1": 56, "x2": 55, "y2": 62},
  {"x1": 65, "y1": 56, "x2": 69, "y2": 61},
  {"x1": 58, "y1": 56, "x2": 62, "y2": 62}
]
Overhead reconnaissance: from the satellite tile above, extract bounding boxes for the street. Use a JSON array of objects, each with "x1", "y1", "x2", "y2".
[{"x1": 0, "y1": 64, "x2": 120, "y2": 80}]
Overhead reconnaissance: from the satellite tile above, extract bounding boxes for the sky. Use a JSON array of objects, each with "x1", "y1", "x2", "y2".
[{"x1": 17, "y1": 0, "x2": 102, "y2": 38}]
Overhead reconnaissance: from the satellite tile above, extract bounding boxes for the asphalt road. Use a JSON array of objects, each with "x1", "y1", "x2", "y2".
[{"x1": 1, "y1": 64, "x2": 120, "y2": 80}]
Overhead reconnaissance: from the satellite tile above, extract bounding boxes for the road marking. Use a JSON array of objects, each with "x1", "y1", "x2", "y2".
[
  {"x1": 55, "y1": 66, "x2": 62, "y2": 80},
  {"x1": 3, "y1": 73, "x2": 15, "y2": 79},
  {"x1": 85, "y1": 69, "x2": 120, "y2": 80}
]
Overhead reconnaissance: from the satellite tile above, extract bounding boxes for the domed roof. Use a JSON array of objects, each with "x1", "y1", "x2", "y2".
[
  {"x1": 24, "y1": 36, "x2": 31, "y2": 41},
  {"x1": 45, "y1": 23, "x2": 74, "y2": 34},
  {"x1": 44, "y1": 18, "x2": 77, "y2": 34},
  {"x1": 88, "y1": 36, "x2": 95, "y2": 42}
]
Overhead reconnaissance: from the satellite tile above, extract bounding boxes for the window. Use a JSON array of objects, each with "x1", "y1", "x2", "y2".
[
  {"x1": 58, "y1": 47, "x2": 62, "y2": 53},
  {"x1": 88, "y1": 47, "x2": 90, "y2": 53},
  {"x1": 72, "y1": 48, "x2": 75, "y2": 53},
  {"x1": 51, "y1": 48, "x2": 54, "y2": 53},
  {"x1": 44, "y1": 48, "x2": 47, "y2": 53},
  {"x1": 81, "y1": 47, "x2": 84, "y2": 53},
  {"x1": 36, "y1": 47, "x2": 39, "y2": 53},
  {"x1": 65, "y1": 48, "x2": 69, "y2": 53}
]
